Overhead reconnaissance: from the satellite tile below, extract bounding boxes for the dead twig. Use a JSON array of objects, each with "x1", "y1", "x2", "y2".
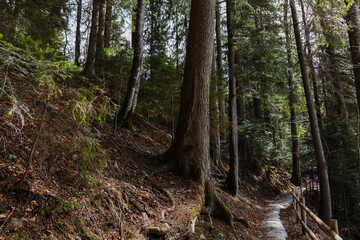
[
  {"x1": 83, "y1": 201, "x2": 97, "y2": 225},
  {"x1": 178, "y1": 216, "x2": 197, "y2": 240},
  {"x1": 0, "y1": 66, "x2": 9, "y2": 98},
  {"x1": 0, "y1": 207, "x2": 15, "y2": 232},
  {"x1": 12, "y1": 101, "x2": 48, "y2": 189}
]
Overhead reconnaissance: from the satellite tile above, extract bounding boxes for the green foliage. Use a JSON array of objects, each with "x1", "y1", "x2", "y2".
[
  {"x1": 314, "y1": 0, "x2": 351, "y2": 47},
  {"x1": 0, "y1": 0, "x2": 68, "y2": 49},
  {"x1": 71, "y1": 135, "x2": 107, "y2": 180},
  {"x1": 54, "y1": 198, "x2": 81, "y2": 215},
  {"x1": 67, "y1": 86, "x2": 116, "y2": 125},
  {"x1": 9, "y1": 154, "x2": 17, "y2": 161},
  {"x1": 15, "y1": 33, "x2": 61, "y2": 61},
  {"x1": 322, "y1": 117, "x2": 360, "y2": 232},
  {"x1": 140, "y1": 55, "x2": 182, "y2": 121},
  {"x1": 0, "y1": 39, "x2": 80, "y2": 131},
  {"x1": 103, "y1": 46, "x2": 132, "y2": 100}
]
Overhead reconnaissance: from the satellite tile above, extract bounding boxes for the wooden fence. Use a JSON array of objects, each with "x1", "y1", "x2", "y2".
[{"x1": 291, "y1": 188, "x2": 342, "y2": 240}]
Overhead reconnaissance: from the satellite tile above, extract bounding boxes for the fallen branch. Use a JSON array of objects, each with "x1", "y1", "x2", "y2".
[
  {"x1": 12, "y1": 101, "x2": 48, "y2": 189},
  {"x1": 0, "y1": 66, "x2": 9, "y2": 99},
  {"x1": 178, "y1": 216, "x2": 197, "y2": 240},
  {"x1": 0, "y1": 207, "x2": 15, "y2": 232}
]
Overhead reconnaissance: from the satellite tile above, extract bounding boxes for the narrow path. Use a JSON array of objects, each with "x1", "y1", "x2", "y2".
[{"x1": 262, "y1": 188, "x2": 303, "y2": 239}]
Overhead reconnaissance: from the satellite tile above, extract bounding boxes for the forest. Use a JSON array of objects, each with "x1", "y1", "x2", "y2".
[{"x1": 0, "y1": 0, "x2": 360, "y2": 239}]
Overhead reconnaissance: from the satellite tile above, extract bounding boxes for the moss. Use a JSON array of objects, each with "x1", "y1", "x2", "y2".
[
  {"x1": 43, "y1": 236, "x2": 58, "y2": 240},
  {"x1": 73, "y1": 217, "x2": 101, "y2": 240},
  {"x1": 56, "y1": 221, "x2": 75, "y2": 234},
  {"x1": 190, "y1": 209, "x2": 200, "y2": 219}
]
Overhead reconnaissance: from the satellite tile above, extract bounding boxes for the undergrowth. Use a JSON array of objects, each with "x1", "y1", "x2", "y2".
[{"x1": 0, "y1": 35, "x2": 114, "y2": 180}]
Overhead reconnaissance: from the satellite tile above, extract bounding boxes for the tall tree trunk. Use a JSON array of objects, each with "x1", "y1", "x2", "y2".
[
  {"x1": 318, "y1": 5, "x2": 348, "y2": 122},
  {"x1": 215, "y1": 4, "x2": 227, "y2": 140},
  {"x1": 235, "y1": 54, "x2": 247, "y2": 165},
  {"x1": 84, "y1": 0, "x2": 99, "y2": 78},
  {"x1": 345, "y1": 0, "x2": 360, "y2": 114},
  {"x1": 210, "y1": 49, "x2": 221, "y2": 166},
  {"x1": 104, "y1": 0, "x2": 112, "y2": 48},
  {"x1": 237, "y1": 87, "x2": 246, "y2": 126},
  {"x1": 225, "y1": 0, "x2": 239, "y2": 196},
  {"x1": 95, "y1": 0, "x2": 106, "y2": 77},
  {"x1": 149, "y1": 0, "x2": 155, "y2": 82},
  {"x1": 290, "y1": 0, "x2": 332, "y2": 225},
  {"x1": 284, "y1": 0, "x2": 301, "y2": 186},
  {"x1": 320, "y1": 63, "x2": 329, "y2": 116},
  {"x1": 264, "y1": 105, "x2": 276, "y2": 146},
  {"x1": 326, "y1": 45, "x2": 348, "y2": 122},
  {"x1": 166, "y1": 0, "x2": 233, "y2": 225},
  {"x1": 118, "y1": 0, "x2": 145, "y2": 127},
  {"x1": 253, "y1": 96, "x2": 262, "y2": 121},
  {"x1": 75, "y1": 0, "x2": 82, "y2": 66},
  {"x1": 300, "y1": 0, "x2": 321, "y2": 126},
  {"x1": 129, "y1": 58, "x2": 143, "y2": 117}
]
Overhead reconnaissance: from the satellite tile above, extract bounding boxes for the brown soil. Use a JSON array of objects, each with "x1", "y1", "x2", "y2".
[{"x1": 0, "y1": 68, "x2": 294, "y2": 239}]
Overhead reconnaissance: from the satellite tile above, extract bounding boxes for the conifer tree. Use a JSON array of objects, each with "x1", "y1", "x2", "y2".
[{"x1": 290, "y1": 0, "x2": 332, "y2": 225}]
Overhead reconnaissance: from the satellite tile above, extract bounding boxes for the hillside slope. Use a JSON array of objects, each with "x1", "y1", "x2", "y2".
[{"x1": 0, "y1": 41, "x2": 293, "y2": 240}]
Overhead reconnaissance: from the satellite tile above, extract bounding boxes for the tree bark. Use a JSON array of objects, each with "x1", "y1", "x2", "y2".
[
  {"x1": 326, "y1": 44, "x2": 348, "y2": 122},
  {"x1": 84, "y1": 0, "x2": 99, "y2": 78},
  {"x1": 104, "y1": 0, "x2": 113, "y2": 48},
  {"x1": 215, "y1": 4, "x2": 227, "y2": 140},
  {"x1": 210, "y1": 49, "x2": 221, "y2": 167},
  {"x1": 284, "y1": 0, "x2": 301, "y2": 186},
  {"x1": 75, "y1": 0, "x2": 82, "y2": 66},
  {"x1": 225, "y1": 0, "x2": 239, "y2": 196},
  {"x1": 166, "y1": 0, "x2": 233, "y2": 224},
  {"x1": 345, "y1": 0, "x2": 360, "y2": 114},
  {"x1": 264, "y1": 105, "x2": 276, "y2": 146},
  {"x1": 235, "y1": 54, "x2": 247, "y2": 165},
  {"x1": 118, "y1": 0, "x2": 145, "y2": 127},
  {"x1": 290, "y1": 0, "x2": 332, "y2": 225},
  {"x1": 95, "y1": 0, "x2": 106, "y2": 77},
  {"x1": 300, "y1": 0, "x2": 321, "y2": 126},
  {"x1": 253, "y1": 96, "x2": 262, "y2": 121},
  {"x1": 318, "y1": 8, "x2": 348, "y2": 122}
]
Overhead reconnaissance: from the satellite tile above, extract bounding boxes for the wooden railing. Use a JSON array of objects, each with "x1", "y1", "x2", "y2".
[
  {"x1": 305, "y1": 178, "x2": 319, "y2": 192},
  {"x1": 291, "y1": 189, "x2": 342, "y2": 240}
]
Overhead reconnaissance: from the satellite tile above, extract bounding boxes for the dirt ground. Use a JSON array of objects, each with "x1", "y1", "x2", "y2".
[{"x1": 0, "y1": 68, "x2": 296, "y2": 240}]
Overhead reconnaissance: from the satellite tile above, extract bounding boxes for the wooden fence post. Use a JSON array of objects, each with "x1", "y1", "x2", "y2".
[
  {"x1": 301, "y1": 197, "x2": 306, "y2": 235},
  {"x1": 296, "y1": 193, "x2": 299, "y2": 223},
  {"x1": 331, "y1": 219, "x2": 339, "y2": 235},
  {"x1": 317, "y1": 179, "x2": 319, "y2": 191}
]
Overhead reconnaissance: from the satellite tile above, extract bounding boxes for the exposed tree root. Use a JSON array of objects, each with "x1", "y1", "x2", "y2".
[
  {"x1": 214, "y1": 157, "x2": 228, "y2": 175},
  {"x1": 178, "y1": 180, "x2": 239, "y2": 240},
  {"x1": 234, "y1": 215, "x2": 250, "y2": 228},
  {"x1": 151, "y1": 182, "x2": 176, "y2": 212},
  {"x1": 204, "y1": 180, "x2": 233, "y2": 225}
]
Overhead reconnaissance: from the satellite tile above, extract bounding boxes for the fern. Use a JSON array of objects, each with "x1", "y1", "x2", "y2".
[
  {"x1": 67, "y1": 86, "x2": 116, "y2": 125},
  {"x1": 72, "y1": 135, "x2": 107, "y2": 179}
]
